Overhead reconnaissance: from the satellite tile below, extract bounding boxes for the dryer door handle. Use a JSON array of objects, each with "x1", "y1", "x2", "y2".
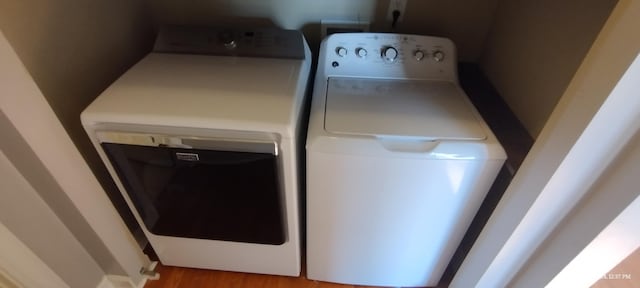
[{"x1": 376, "y1": 137, "x2": 439, "y2": 154}]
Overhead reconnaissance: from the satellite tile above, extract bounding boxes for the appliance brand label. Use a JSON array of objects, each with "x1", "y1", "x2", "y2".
[{"x1": 176, "y1": 152, "x2": 200, "y2": 161}]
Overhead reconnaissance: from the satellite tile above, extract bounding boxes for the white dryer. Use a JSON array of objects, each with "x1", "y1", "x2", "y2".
[
  {"x1": 82, "y1": 26, "x2": 311, "y2": 276},
  {"x1": 306, "y1": 33, "x2": 506, "y2": 287}
]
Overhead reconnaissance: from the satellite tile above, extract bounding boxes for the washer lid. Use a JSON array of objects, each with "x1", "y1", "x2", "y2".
[{"x1": 324, "y1": 78, "x2": 486, "y2": 140}]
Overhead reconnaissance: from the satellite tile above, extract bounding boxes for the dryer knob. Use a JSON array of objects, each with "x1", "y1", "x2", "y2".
[
  {"x1": 433, "y1": 50, "x2": 445, "y2": 62},
  {"x1": 224, "y1": 40, "x2": 237, "y2": 49},
  {"x1": 382, "y1": 47, "x2": 398, "y2": 62},
  {"x1": 218, "y1": 30, "x2": 237, "y2": 50}
]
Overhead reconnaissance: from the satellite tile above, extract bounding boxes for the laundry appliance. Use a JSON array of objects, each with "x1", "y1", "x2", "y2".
[
  {"x1": 81, "y1": 26, "x2": 311, "y2": 276},
  {"x1": 306, "y1": 33, "x2": 506, "y2": 287}
]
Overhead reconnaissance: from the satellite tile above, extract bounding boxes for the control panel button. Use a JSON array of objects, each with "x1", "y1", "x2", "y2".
[
  {"x1": 218, "y1": 30, "x2": 237, "y2": 50},
  {"x1": 433, "y1": 50, "x2": 445, "y2": 62},
  {"x1": 224, "y1": 40, "x2": 237, "y2": 50},
  {"x1": 336, "y1": 47, "x2": 348, "y2": 57},
  {"x1": 356, "y1": 48, "x2": 368, "y2": 58},
  {"x1": 414, "y1": 50, "x2": 425, "y2": 61},
  {"x1": 382, "y1": 47, "x2": 398, "y2": 62}
]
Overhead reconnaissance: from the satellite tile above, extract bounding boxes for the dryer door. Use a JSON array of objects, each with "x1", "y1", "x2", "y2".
[{"x1": 100, "y1": 132, "x2": 286, "y2": 245}]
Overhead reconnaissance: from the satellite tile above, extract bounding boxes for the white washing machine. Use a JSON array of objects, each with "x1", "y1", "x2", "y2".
[
  {"x1": 306, "y1": 33, "x2": 506, "y2": 287},
  {"x1": 81, "y1": 26, "x2": 310, "y2": 276}
]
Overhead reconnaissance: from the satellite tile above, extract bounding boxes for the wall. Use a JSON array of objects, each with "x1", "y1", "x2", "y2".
[
  {"x1": 0, "y1": 0, "x2": 154, "y2": 273},
  {"x1": 0, "y1": 272, "x2": 19, "y2": 288},
  {"x1": 147, "y1": 0, "x2": 499, "y2": 61},
  {"x1": 480, "y1": 0, "x2": 617, "y2": 138},
  {"x1": 0, "y1": 0, "x2": 154, "y2": 161}
]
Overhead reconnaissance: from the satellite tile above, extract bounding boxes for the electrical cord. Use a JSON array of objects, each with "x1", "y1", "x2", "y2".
[{"x1": 392, "y1": 9, "x2": 401, "y2": 29}]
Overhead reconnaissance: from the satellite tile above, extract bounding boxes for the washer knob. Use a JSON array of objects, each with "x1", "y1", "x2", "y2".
[
  {"x1": 336, "y1": 47, "x2": 348, "y2": 57},
  {"x1": 414, "y1": 50, "x2": 425, "y2": 61},
  {"x1": 356, "y1": 47, "x2": 368, "y2": 58},
  {"x1": 433, "y1": 50, "x2": 445, "y2": 62},
  {"x1": 382, "y1": 47, "x2": 398, "y2": 62}
]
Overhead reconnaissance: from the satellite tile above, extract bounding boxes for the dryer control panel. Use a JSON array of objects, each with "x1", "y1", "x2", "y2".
[
  {"x1": 154, "y1": 25, "x2": 306, "y2": 59},
  {"x1": 321, "y1": 33, "x2": 457, "y2": 82}
]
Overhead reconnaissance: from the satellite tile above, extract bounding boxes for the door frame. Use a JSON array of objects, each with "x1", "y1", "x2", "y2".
[
  {"x1": 0, "y1": 214, "x2": 69, "y2": 288},
  {"x1": 0, "y1": 31, "x2": 150, "y2": 285},
  {"x1": 451, "y1": 1, "x2": 640, "y2": 286}
]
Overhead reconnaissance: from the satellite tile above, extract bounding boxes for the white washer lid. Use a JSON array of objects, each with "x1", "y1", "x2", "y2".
[{"x1": 324, "y1": 78, "x2": 486, "y2": 140}]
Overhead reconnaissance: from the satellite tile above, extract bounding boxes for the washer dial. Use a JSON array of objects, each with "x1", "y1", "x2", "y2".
[
  {"x1": 356, "y1": 47, "x2": 368, "y2": 58},
  {"x1": 382, "y1": 47, "x2": 398, "y2": 62},
  {"x1": 433, "y1": 50, "x2": 445, "y2": 62},
  {"x1": 336, "y1": 47, "x2": 348, "y2": 57}
]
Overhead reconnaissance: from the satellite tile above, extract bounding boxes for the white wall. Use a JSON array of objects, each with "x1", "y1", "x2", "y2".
[
  {"x1": 0, "y1": 0, "x2": 153, "y2": 158},
  {"x1": 150, "y1": 0, "x2": 617, "y2": 137},
  {"x1": 480, "y1": 0, "x2": 617, "y2": 138}
]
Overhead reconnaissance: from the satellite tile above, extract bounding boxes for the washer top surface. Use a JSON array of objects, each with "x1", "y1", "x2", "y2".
[
  {"x1": 324, "y1": 78, "x2": 486, "y2": 140},
  {"x1": 83, "y1": 52, "x2": 306, "y2": 134}
]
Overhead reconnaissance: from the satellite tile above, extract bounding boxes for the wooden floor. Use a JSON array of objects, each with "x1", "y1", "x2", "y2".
[
  {"x1": 144, "y1": 248, "x2": 639, "y2": 288},
  {"x1": 143, "y1": 264, "x2": 388, "y2": 288}
]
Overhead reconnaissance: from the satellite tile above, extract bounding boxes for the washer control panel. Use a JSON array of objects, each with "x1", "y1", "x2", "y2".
[{"x1": 322, "y1": 33, "x2": 457, "y2": 81}]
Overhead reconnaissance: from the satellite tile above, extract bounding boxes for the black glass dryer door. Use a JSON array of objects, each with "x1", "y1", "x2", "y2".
[{"x1": 102, "y1": 143, "x2": 285, "y2": 245}]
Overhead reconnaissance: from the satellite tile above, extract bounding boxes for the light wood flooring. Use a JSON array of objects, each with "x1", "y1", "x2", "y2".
[
  {"x1": 144, "y1": 248, "x2": 639, "y2": 288},
  {"x1": 143, "y1": 263, "x2": 389, "y2": 288}
]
